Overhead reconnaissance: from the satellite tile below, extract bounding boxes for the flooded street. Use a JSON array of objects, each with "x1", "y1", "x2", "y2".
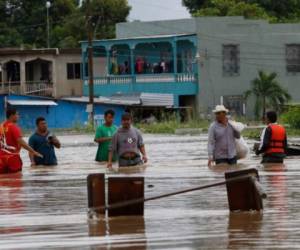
[{"x1": 1, "y1": 134, "x2": 300, "y2": 249}]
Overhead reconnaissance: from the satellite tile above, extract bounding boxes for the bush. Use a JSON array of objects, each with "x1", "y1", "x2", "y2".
[
  {"x1": 281, "y1": 106, "x2": 300, "y2": 129},
  {"x1": 135, "y1": 118, "x2": 210, "y2": 134}
]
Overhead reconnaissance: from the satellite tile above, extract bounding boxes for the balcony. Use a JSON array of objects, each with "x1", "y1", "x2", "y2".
[
  {"x1": 81, "y1": 34, "x2": 199, "y2": 106},
  {"x1": 83, "y1": 73, "x2": 198, "y2": 97},
  {"x1": 0, "y1": 81, "x2": 54, "y2": 97}
]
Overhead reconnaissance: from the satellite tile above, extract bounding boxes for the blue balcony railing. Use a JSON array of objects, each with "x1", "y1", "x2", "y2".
[
  {"x1": 84, "y1": 73, "x2": 198, "y2": 86},
  {"x1": 83, "y1": 73, "x2": 198, "y2": 99}
]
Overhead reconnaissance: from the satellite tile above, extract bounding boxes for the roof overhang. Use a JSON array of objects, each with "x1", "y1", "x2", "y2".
[{"x1": 7, "y1": 100, "x2": 57, "y2": 106}]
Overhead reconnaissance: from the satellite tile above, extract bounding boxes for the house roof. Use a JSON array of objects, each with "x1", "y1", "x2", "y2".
[
  {"x1": 62, "y1": 93, "x2": 174, "y2": 107},
  {"x1": 61, "y1": 96, "x2": 140, "y2": 106},
  {"x1": 0, "y1": 48, "x2": 81, "y2": 56},
  {"x1": 7, "y1": 100, "x2": 58, "y2": 106},
  {"x1": 81, "y1": 33, "x2": 196, "y2": 44}
]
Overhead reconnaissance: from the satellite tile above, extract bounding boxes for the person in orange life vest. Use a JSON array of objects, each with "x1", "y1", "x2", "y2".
[
  {"x1": 255, "y1": 111, "x2": 287, "y2": 163},
  {"x1": 0, "y1": 108, "x2": 43, "y2": 173}
]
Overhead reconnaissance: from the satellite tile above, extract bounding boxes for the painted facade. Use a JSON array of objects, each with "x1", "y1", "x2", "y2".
[
  {"x1": 81, "y1": 34, "x2": 198, "y2": 108},
  {"x1": 84, "y1": 17, "x2": 300, "y2": 117},
  {"x1": 0, "y1": 49, "x2": 88, "y2": 98},
  {"x1": 0, "y1": 95, "x2": 125, "y2": 130}
]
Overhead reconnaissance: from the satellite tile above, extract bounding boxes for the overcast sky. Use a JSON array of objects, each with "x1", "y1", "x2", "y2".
[{"x1": 127, "y1": 0, "x2": 191, "y2": 21}]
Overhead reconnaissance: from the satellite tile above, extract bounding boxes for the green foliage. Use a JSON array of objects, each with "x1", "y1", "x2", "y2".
[
  {"x1": 193, "y1": 0, "x2": 270, "y2": 20},
  {"x1": 0, "y1": 0, "x2": 130, "y2": 48},
  {"x1": 182, "y1": 0, "x2": 300, "y2": 22},
  {"x1": 281, "y1": 106, "x2": 300, "y2": 129},
  {"x1": 136, "y1": 117, "x2": 210, "y2": 134},
  {"x1": 182, "y1": 0, "x2": 207, "y2": 14},
  {"x1": 244, "y1": 70, "x2": 291, "y2": 119}
]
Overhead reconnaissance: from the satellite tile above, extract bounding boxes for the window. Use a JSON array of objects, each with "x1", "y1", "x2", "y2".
[
  {"x1": 67, "y1": 63, "x2": 81, "y2": 79},
  {"x1": 223, "y1": 44, "x2": 240, "y2": 76},
  {"x1": 286, "y1": 44, "x2": 300, "y2": 73},
  {"x1": 224, "y1": 95, "x2": 245, "y2": 116}
]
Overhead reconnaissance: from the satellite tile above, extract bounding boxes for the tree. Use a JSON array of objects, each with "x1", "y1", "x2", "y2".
[
  {"x1": 0, "y1": 0, "x2": 131, "y2": 48},
  {"x1": 182, "y1": 0, "x2": 207, "y2": 14},
  {"x1": 182, "y1": 0, "x2": 300, "y2": 22},
  {"x1": 193, "y1": 0, "x2": 270, "y2": 20},
  {"x1": 245, "y1": 70, "x2": 291, "y2": 119},
  {"x1": 81, "y1": 0, "x2": 131, "y2": 40},
  {"x1": 246, "y1": 0, "x2": 300, "y2": 22}
]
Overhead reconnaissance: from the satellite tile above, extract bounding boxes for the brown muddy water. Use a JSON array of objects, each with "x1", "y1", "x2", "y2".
[{"x1": 0, "y1": 134, "x2": 300, "y2": 250}]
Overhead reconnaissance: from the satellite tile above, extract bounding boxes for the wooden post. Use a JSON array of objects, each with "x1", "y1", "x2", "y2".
[
  {"x1": 108, "y1": 177, "x2": 144, "y2": 217},
  {"x1": 87, "y1": 174, "x2": 105, "y2": 215},
  {"x1": 225, "y1": 168, "x2": 265, "y2": 211}
]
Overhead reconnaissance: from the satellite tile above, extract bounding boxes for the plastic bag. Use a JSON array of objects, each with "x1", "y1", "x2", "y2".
[
  {"x1": 235, "y1": 136, "x2": 250, "y2": 159},
  {"x1": 228, "y1": 120, "x2": 246, "y2": 132},
  {"x1": 228, "y1": 120, "x2": 249, "y2": 159}
]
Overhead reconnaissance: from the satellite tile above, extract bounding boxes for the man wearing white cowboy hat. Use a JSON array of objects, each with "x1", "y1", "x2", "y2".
[{"x1": 207, "y1": 105, "x2": 241, "y2": 166}]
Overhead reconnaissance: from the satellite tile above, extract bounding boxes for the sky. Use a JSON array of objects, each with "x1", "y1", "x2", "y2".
[{"x1": 127, "y1": 0, "x2": 191, "y2": 21}]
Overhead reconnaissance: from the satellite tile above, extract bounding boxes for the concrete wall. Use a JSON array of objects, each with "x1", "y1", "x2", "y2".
[
  {"x1": 194, "y1": 17, "x2": 300, "y2": 117},
  {"x1": 54, "y1": 54, "x2": 82, "y2": 97},
  {"x1": 117, "y1": 17, "x2": 300, "y2": 117},
  {"x1": 116, "y1": 19, "x2": 196, "y2": 38}
]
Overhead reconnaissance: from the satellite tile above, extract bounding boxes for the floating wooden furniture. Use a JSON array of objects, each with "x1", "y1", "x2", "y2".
[
  {"x1": 108, "y1": 177, "x2": 144, "y2": 217},
  {"x1": 87, "y1": 168, "x2": 266, "y2": 218},
  {"x1": 225, "y1": 168, "x2": 266, "y2": 211},
  {"x1": 87, "y1": 173, "x2": 105, "y2": 215},
  {"x1": 87, "y1": 174, "x2": 144, "y2": 217}
]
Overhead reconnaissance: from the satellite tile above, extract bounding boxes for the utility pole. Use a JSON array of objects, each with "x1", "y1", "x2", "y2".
[
  {"x1": 46, "y1": 1, "x2": 51, "y2": 48},
  {"x1": 86, "y1": 0, "x2": 94, "y2": 127}
]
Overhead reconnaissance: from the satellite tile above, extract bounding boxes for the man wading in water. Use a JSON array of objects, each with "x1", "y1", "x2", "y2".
[
  {"x1": 207, "y1": 105, "x2": 241, "y2": 166},
  {"x1": 0, "y1": 109, "x2": 42, "y2": 173},
  {"x1": 107, "y1": 113, "x2": 147, "y2": 168},
  {"x1": 94, "y1": 110, "x2": 117, "y2": 163},
  {"x1": 255, "y1": 111, "x2": 287, "y2": 163},
  {"x1": 29, "y1": 117, "x2": 61, "y2": 166}
]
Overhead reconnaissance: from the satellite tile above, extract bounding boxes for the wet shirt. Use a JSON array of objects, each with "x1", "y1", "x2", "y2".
[
  {"x1": 94, "y1": 124, "x2": 117, "y2": 162},
  {"x1": 110, "y1": 127, "x2": 144, "y2": 157},
  {"x1": 0, "y1": 121, "x2": 22, "y2": 155},
  {"x1": 207, "y1": 121, "x2": 240, "y2": 160},
  {"x1": 29, "y1": 132, "x2": 57, "y2": 166}
]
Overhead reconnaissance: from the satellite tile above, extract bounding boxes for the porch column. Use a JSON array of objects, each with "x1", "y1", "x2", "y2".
[
  {"x1": 130, "y1": 44, "x2": 135, "y2": 76},
  {"x1": 51, "y1": 59, "x2": 57, "y2": 98},
  {"x1": 172, "y1": 40, "x2": 178, "y2": 74},
  {"x1": 106, "y1": 48, "x2": 110, "y2": 75},
  {"x1": 82, "y1": 50, "x2": 86, "y2": 80},
  {"x1": 20, "y1": 59, "x2": 26, "y2": 94}
]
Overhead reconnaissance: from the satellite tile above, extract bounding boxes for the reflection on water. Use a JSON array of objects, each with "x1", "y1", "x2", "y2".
[{"x1": 0, "y1": 134, "x2": 300, "y2": 249}]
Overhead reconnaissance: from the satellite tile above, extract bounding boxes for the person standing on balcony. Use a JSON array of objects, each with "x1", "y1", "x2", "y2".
[
  {"x1": 207, "y1": 105, "x2": 241, "y2": 166},
  {"x1": 0, "y1": 109, "x2": 42, "y2": 173},
  {"x1": 94, "y1": 110, "x2": 117, "y2": 163},
  {"x1": 107, "y1": 113, "x2": 147, "y2": 168},
  {"x1": 29, "y1": 117, "x2": 60, "y2": 166}
]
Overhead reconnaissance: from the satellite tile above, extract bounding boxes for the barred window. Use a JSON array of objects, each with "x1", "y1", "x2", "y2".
[
  {"x1": 286, "y1": 44, "x2": 300, "y2": 73},
  {"x1": 223, "y1": 44, "x2": 240, "y2": 76}
]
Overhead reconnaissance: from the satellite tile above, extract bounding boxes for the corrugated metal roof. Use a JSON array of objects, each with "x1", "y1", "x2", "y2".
[
  {"x1": 62, "y1": 96, "x2": 140, "y2": 106},
  {"x1": 62, "y1": 93, "x2": 174, "y2": 107},
  {"x1": 8, "y1": 100, "x2": 57, "y2": 106},
  {"x1": 140, "y1": 93, "x2": 174, "y2": 107}
]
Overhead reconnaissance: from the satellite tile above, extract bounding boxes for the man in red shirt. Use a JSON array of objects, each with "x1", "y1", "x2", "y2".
[{"x1": 0, "y1": 108, "x2": 42, "y2": 173}]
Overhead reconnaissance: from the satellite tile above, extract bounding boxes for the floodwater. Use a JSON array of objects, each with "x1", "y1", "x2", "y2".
[{"x1": 1, "y1": 134, "x2": 300, "y2": 249}]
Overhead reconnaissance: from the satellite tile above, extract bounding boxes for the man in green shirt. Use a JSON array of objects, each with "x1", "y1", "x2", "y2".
[{"x1": 94, "y1": 110, "x2": 117, "y2": 162}]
